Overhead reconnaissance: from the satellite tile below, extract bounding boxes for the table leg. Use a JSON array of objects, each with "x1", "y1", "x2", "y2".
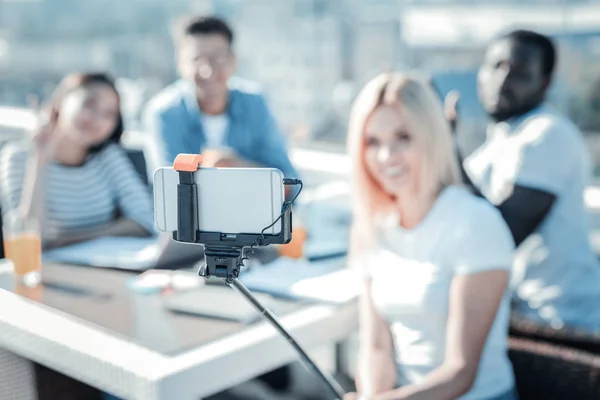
[{"x1": 334, "y1": 340, "x2": 348, "y2": 375}]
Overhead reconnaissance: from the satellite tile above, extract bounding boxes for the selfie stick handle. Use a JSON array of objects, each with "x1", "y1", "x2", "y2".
[
  {"x1": 170, "y1": 154, "x2": 344, "y2": 399},
  {"x1": 230, "y1": 279, "x2": 346, "y2": 400}
]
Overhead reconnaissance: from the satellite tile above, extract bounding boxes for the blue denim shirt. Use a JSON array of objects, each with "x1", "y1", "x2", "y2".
[{"x1": 142, "y1": 79, "x2": 298, "y2": 179}]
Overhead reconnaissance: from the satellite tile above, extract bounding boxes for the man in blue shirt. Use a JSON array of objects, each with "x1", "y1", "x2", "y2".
[
  {"x1": 143, "y1": 15, "x2": 297, "y2": 182},
  {"x1": 140, "y1": 16, "x2": 298, "y2": 397}
]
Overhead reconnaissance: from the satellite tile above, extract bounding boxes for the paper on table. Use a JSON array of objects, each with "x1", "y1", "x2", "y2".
[
  {"x1": 43, "y1": 237, "x2": 162, "y2": 270},
  {"x1": 239, "y1": 256, "x2": 360, "y2": 304},
  {"x1": 290, "y1": 268, "x2": 361, "y2": 304}
]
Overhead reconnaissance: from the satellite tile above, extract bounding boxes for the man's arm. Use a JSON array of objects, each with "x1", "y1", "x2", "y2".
[
  {"x1": 454, "y1": 141, "x2": 481, "y2": 197},
  {"x1": 497, "y1": 185, "x2": 556, "y2": 246},
  {"x1": 457, "y1": 152, "x2": 555, "y2": 246}
]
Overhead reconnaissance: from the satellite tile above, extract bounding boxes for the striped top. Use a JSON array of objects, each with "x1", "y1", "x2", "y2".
[{"x1": 0, "y1": 142, "x2": 155, "y2": 240}]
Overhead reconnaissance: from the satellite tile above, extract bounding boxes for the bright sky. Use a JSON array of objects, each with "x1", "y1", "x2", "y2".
[{"x1": 403, "y1": 4, "x2": 600, "y2": 46}]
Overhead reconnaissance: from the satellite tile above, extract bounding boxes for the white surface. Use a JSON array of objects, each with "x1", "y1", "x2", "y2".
[
  {"x1": 153, "y1": 167, "x2": 284, "y2": 235},
  {"x1": 0, "y1": 265, "x2": 357, "y2": 400},
  {"x1": 163, "y1": 286, "x2": 278, "y2": 323}
]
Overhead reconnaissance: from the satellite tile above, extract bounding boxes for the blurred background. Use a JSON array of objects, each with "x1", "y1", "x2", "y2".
[
  {"x1": 4, "y1": 2, "x2": 600, "y2": 399},
  {"x1": 3, "y1": 0, "x2": 600, "y2": 172}
]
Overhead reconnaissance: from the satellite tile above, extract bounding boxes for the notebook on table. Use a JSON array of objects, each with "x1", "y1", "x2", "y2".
[
  {"x1": 239, "y1": 256, "x2": 360, "y2": 304},
  {"x1": 43, "y1": 236, "x2": 204, "y2": 271}
]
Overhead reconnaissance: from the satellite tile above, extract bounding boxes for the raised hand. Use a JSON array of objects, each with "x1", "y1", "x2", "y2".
[
  {"x1": 28, "y1": 95, "x2": 58, "y2": 163},
  {"x1": 444, "y1": 90, "x2": 460, "y2": 133}
]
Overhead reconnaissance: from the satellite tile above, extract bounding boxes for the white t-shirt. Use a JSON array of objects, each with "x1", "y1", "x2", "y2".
[
  {"x1": 364, "y1": 186, "x2": 515, "y2": 400},
  {"x1": 201, "y1": 113, "x2": 229, "y2": 150},
  {"x1": 464, "y1": 106, "x2": 600, "y2": 332}
]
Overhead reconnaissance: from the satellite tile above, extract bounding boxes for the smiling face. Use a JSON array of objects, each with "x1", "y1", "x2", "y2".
[
  {"x1": 177, "y1": 33, "x2": 235, "y2": 110},
  {"x1": 478, "y1": 37, "x2": 549, "y2": 122},
  {"x1": 363, "y1": 104, "x2": 422, "y2": 198},
  {"x1": 56, "y1": 83, "x2": 120, "y2": 149},
  {"x1": 348, "y1": 74, "x2": 460, "y2": 226}
]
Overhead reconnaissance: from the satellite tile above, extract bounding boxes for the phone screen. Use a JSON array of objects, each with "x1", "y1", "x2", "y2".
[{"x1": 153, "y1": 167, "x2": 285, "y2": 235}]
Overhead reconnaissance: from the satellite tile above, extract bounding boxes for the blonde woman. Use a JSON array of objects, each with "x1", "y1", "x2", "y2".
[{"x1": 345, "y1": 73, "x2": 518, "y2": 400}]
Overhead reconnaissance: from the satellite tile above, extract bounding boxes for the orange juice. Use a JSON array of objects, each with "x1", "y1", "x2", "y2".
[
  {"x1": 278, "y1": 226, "x2": 308, "y2": 259},
  {"x1": 4, "y1": 232, "x2": 42, "y2": 280},
  {"x1": 14, "y1": 281, "x2": 43, "y2": 302}
]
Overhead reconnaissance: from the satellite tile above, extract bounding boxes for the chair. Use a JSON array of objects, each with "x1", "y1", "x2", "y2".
[
  {"x1": 510, "y1": 314, "x2": 600, "y2": 355},
  {"x1": 124, "y1": 148, "x2": 149, "y2": 187},
  {"x1": 508, "y1": 337, "x2": 600, "y2": 399},
  {"x1": 0, "y1": 348, "x2": 37, "y2": 400}
]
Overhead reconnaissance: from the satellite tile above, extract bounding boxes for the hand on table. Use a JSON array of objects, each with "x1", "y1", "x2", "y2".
[
  {"x1": 29, "y1": 98, "x2": 59, "y2": 164},
  {"x1": 443, "y1": 90, "x2": 460, "y2": 133}
]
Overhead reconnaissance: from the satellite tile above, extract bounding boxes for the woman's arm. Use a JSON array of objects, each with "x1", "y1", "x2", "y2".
[
  {"x1": 373, "y1": 269, "x2": 509, "y2": 400},
  {"x1": 105, "y1": 145, "x2": 155, "y2": 234},
  {"x1": 18, "y1": 121, "x2": 58, "y2": 233},
  {"x1": 19, "y1": 150, "x2": 48, "y2": 224},
  {"x1": 355, "y1": 278, "x2": 397, "y2": 397}
]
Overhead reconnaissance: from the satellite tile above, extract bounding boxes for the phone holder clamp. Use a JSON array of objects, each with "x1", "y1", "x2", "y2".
[
  {"x1": 169, "y1": 153, "x2": 344, "y2": 399},
  {"x1": 171, "y1": 154, "x2": 292, "y2": 283}
]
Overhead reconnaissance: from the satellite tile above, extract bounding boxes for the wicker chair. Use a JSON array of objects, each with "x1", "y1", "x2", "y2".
[
  {"x1": 0, "y1": 349, "x2": 102, "y2": 400},
  {"x1": 510, "y1": 314, "x2": 600, "y2": 355},
  {"x1": 508, "y1": 337, "x2": 600, "y2": 399},
  {"x1": 0, "y1": 348, "x2": 37, "y2": 400}
]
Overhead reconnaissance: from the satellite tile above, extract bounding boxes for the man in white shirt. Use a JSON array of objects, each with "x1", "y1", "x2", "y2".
[{"x1": 463, "y1": 30, "x2": 600, "y2": 331}]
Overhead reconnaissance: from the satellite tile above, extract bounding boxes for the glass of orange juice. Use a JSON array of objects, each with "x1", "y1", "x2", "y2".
[
  {"x1": 3, "y1": 211, "x2": 42, "y2": 287},
  {"x1": 278, "y1": 207, "x2": 308, "y2": 259},
  {"x1": 279, "y1": 225, "x2": 307, "y2": 259}
]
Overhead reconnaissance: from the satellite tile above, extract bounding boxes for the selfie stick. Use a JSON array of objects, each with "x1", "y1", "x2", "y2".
[{"x1": 171, "y1": 154, "x2": 346, "y2": 400}]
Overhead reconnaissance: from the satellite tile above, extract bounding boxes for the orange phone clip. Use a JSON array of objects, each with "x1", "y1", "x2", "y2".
[{"x1": 173, "y1": 154, "x2": 203, "y2": 172}]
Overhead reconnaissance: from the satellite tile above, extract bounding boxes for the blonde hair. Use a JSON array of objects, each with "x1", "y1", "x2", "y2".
[{"x1": 347, "y1": 72, "x2": 461, "y2": 253}]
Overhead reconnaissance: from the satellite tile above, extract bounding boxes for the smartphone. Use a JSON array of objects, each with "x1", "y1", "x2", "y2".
[{"x1": 153, "y1": 167, "x2": 285, "y2": 236}]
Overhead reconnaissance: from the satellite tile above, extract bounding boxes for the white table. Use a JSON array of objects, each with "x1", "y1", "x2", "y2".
[{"x1": 0, "y1": 261, "x2": 357, "y2": 400}]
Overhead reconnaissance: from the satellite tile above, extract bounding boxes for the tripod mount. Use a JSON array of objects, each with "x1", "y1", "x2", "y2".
[{"x1": 170, "y1": 154, "x2": 346, "y2": 400}]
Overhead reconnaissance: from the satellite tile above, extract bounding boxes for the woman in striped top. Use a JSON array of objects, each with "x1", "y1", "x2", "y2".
[{"x1": 0, "y1": 73, "x2": 155, "y2": 249}]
